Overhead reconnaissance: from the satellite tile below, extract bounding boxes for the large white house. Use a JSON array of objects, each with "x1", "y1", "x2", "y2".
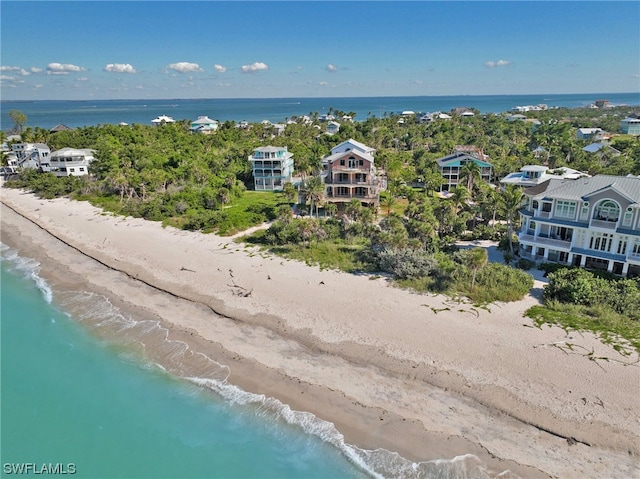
[
  {"x1": 49, "y1": 147, "x2": 95, "y2": 177},
  {"x1": 518, "y1": 175, "x2": 640, "y2": 277},
  {"x1": 249, "y1": 146, "x2": 294, "y2": 191},
  {"x1": 9, "y1": 143, "x2": 52, "y2": 171},
  {"x1": 151, "y1": 115, "x2": 176, "y2": 126}
]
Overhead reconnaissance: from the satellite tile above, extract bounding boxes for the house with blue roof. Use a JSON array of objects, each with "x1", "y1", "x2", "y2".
[{"x1": 518, "y1": 175, "x2": 640, "y2": 277}]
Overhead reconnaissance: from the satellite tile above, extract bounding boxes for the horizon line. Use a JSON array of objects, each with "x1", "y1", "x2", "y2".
[{"x1": 3, "y1": 92, "x2": 640, "y2": 103}]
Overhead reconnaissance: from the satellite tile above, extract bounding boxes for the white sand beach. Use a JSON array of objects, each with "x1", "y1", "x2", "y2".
[{"x1": 1, "y1": 186, "x2": 638, "y2": 478}]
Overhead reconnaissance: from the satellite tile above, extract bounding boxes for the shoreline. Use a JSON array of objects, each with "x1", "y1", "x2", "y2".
[{"x1": 2, "y1": 187, "x2": 639, "y2": 478}]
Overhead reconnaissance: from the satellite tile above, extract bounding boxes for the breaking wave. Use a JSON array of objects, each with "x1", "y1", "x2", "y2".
[{"x1": 1, "y1": 243, "x2": 517, "y2": 478}]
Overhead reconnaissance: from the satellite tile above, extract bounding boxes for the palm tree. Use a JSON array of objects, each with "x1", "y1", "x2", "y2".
[
  {"x1": 467, "y1": 247, "x2": 488, "y2": 290},
  {"x1": 324, "y1": 202, "x2": 337, "y2": 218},
  {"x1": 449, "y1": 185, "x2": 470, "y2": 219},
  {"x1": 380, "y1": 193, "x2": 397, "y2": 217},
  {"x1": 302, "y1": 176, "x2": 325, "y2": 218},
  {"x1": 460, "y1": 161, "x2": 482, "y2": 194},
  {"x1": 498, "y1": 184, "x2": 525, "y2": 255}
]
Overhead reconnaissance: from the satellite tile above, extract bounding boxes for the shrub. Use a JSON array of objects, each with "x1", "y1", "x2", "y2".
[
  {"x1": 376, "y1": 247, "x2": 437, "y2": 280},
  {"x1": 516, "y1": 258, "x2": 535, "y2": 270}
]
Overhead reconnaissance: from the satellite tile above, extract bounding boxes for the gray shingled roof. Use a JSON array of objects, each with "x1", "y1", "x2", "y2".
[{"x1": 524, "y1": 175, "x2": 640, "y2": 203}]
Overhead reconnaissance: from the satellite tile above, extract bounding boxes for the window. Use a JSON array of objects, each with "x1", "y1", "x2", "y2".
[
  {"x1": 594, "y1": 200, "x2": 620, "y2": 222},
  {"x1": 617, "y1": 238, "x2": 628, "y2": 255},
  {"x1": 580, "y1": 204, "x2": 589, "y2": 221},
  {"x1": 623, "y1": 209, "x2": 633, "y2": 227},
  {"x1": 633, "y1": 241, "x2": 640, "y2": 256},
  {"x1": 555, "y1": 200, "x2": 576, "y2": 219},
  {"x1": 589, "y1": 233, "x2": 613, "y2": 252}
]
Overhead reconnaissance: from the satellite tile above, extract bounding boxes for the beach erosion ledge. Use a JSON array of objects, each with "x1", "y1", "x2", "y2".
[{"x1": 1, "y1": 186, "x2": 639, "y2": 479}]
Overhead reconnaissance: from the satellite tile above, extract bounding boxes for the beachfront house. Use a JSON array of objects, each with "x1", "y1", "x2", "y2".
[
  {"x1": 10, "y1": 143, "x2": 51, "y2": 172},
  {"x1": 436, "y1": 149, "x2": 493, "y2": 192},
  {"x1": 49, "y1": 147, "x2": 95, "y2": 177},
  {"x1": 190, "y1": 116, "x2": 218, "y2": 134},
  {"x1": 518, "y1": 174, "x2": 640, "y2": 277},
  {"x1": 249, "y1": 146, "x2": 294, "y2": 191},
  {"x1": 500, "y1": 165, "x2": 588, "y2": 188},
  {"x1": 321, "y1": 139, "x2": 381, "y2": 208}
]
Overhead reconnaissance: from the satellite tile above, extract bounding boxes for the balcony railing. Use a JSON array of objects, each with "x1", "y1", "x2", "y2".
[
  {"x1": 518, "y1": 234, "x2": 572, "y2": 250},
  {"x1": 590, "y1": 219, "x2": 617, "y2": 230}
]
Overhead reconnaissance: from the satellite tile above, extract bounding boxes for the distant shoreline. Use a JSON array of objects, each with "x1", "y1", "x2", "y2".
[
  {"x1": 3, "y1": 91, "x2": 640, "y2": 103},
  {"x1": 3, "y1": 92, "x2": 639, "y2": 130}
]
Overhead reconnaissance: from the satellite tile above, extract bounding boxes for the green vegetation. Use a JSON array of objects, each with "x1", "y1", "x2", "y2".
[
  {"x1": 526, "y1": 268, "x2": 640, "y2": 354},
  {"x1": 4, "y1": 104, "x2": 640, "y2": 347}
]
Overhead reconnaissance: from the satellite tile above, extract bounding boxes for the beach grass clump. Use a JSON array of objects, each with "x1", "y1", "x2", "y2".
[
  {"x1": 526, "y1": 302, "x2": 640, "y2": 356},
  {"x1": 526, "y1": 267, "x2": 640, "y2": 355},
  {"x1": 452, "y1": 262, "x2": 534, "y2": 304},
  {"x1": 268, "y1": 241, "x2": 371, "y2": 273},
  {"x1": 388, "y1": 250, "x2": 533, "y2": 303}
]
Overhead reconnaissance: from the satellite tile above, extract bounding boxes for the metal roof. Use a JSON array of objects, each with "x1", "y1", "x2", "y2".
[{"x1": 524, "y1": 175, "x2": 640, "y2": 203}]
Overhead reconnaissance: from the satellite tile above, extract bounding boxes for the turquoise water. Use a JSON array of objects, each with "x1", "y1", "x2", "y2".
[{"x1": 0, "y1": 247, "x2": 369, "y2": 479}]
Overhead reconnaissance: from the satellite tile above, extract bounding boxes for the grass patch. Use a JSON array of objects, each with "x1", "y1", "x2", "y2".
[
  {"x1": 262, "y1": 240, "x2": 372, "y2": 273},
  {"x1": 526, "y1": 301, "x2": 640, "y2": 356}
]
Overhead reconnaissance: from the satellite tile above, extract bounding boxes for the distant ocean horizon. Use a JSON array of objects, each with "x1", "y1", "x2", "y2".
[{"x1": 2, "y1": 92, "x2": 639, "y2": 131}]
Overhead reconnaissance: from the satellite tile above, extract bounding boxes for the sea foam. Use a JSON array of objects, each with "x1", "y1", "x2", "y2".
[{"x1": 1, "y1": 243, "x2": 517, "y2": 478}]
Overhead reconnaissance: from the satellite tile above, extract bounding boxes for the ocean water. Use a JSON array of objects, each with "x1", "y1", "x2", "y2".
[
  {"x1": 2, "y1": 92, "x2": 639, "y2": 130},
  {"x1": 0, "y1": 244, "x2": 507, "y2": 479},
  {"x1": 0, "y1": 245, "x2": 369, "y2": 479}
]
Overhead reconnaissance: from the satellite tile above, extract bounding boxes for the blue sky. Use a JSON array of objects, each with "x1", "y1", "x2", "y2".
[{"x1": 1, "y1": 1, "x2": 639, "y2": 100}]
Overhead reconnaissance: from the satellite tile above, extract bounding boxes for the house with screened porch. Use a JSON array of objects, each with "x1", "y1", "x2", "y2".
[{"x1": 518, "y1": 175, "x2": 640, "y2": 277}]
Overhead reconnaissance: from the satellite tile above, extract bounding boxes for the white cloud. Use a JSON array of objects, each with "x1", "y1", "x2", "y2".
[
  {"x1": 0, "y1": 66, "x2": 30, "y2": 76},
  {"x1": 319, "y1": 81, "x2": 329, "y2": 86},
  {"x1": 213, "y1": 64, "x2": 227, "y2": 73},
  {"x1": 0, "y1": 74, "x2": 23, "y2": 82},
  {"x1": 30, "y1": 67, "x2": 43, "y2": 74},
  {"x1": 166, "y1": 62, "x2": 204, "y2": 73},
  {"x1": 326, "y1": 64, "x2": 338, "y2": 73},
  {"x1": 47, "y1": 63, "x2": 86, "y2": 75},
  {"x1": 104, "y1": 63, "x2": 137, "y2": 74},
  {"x1": 241, "y1": 62, "x2": 268, "y2": 73},
  {"x1": 485, "y1": 59, "x2": 512, "y2": 68}
]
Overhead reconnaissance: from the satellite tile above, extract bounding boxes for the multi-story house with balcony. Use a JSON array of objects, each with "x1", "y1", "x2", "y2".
[
  {"x1": 249, "y1": 146, "x2": 294, "y2": 191},
  {"x1": 321, "y1": 139, "x2": 381, "y2": 207},
  {"x1": 10, "y1": 143, "x2": 52, "y2": 172},
  {"x1": 49, "y1": 148, "x2": 95, "y2": 177},
  {"x1": 518, "y1": 175, "x2": 640, "y2": 277},
  {"x1": 436, "y1": 148, "x2": 493, "y2": 192}
]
